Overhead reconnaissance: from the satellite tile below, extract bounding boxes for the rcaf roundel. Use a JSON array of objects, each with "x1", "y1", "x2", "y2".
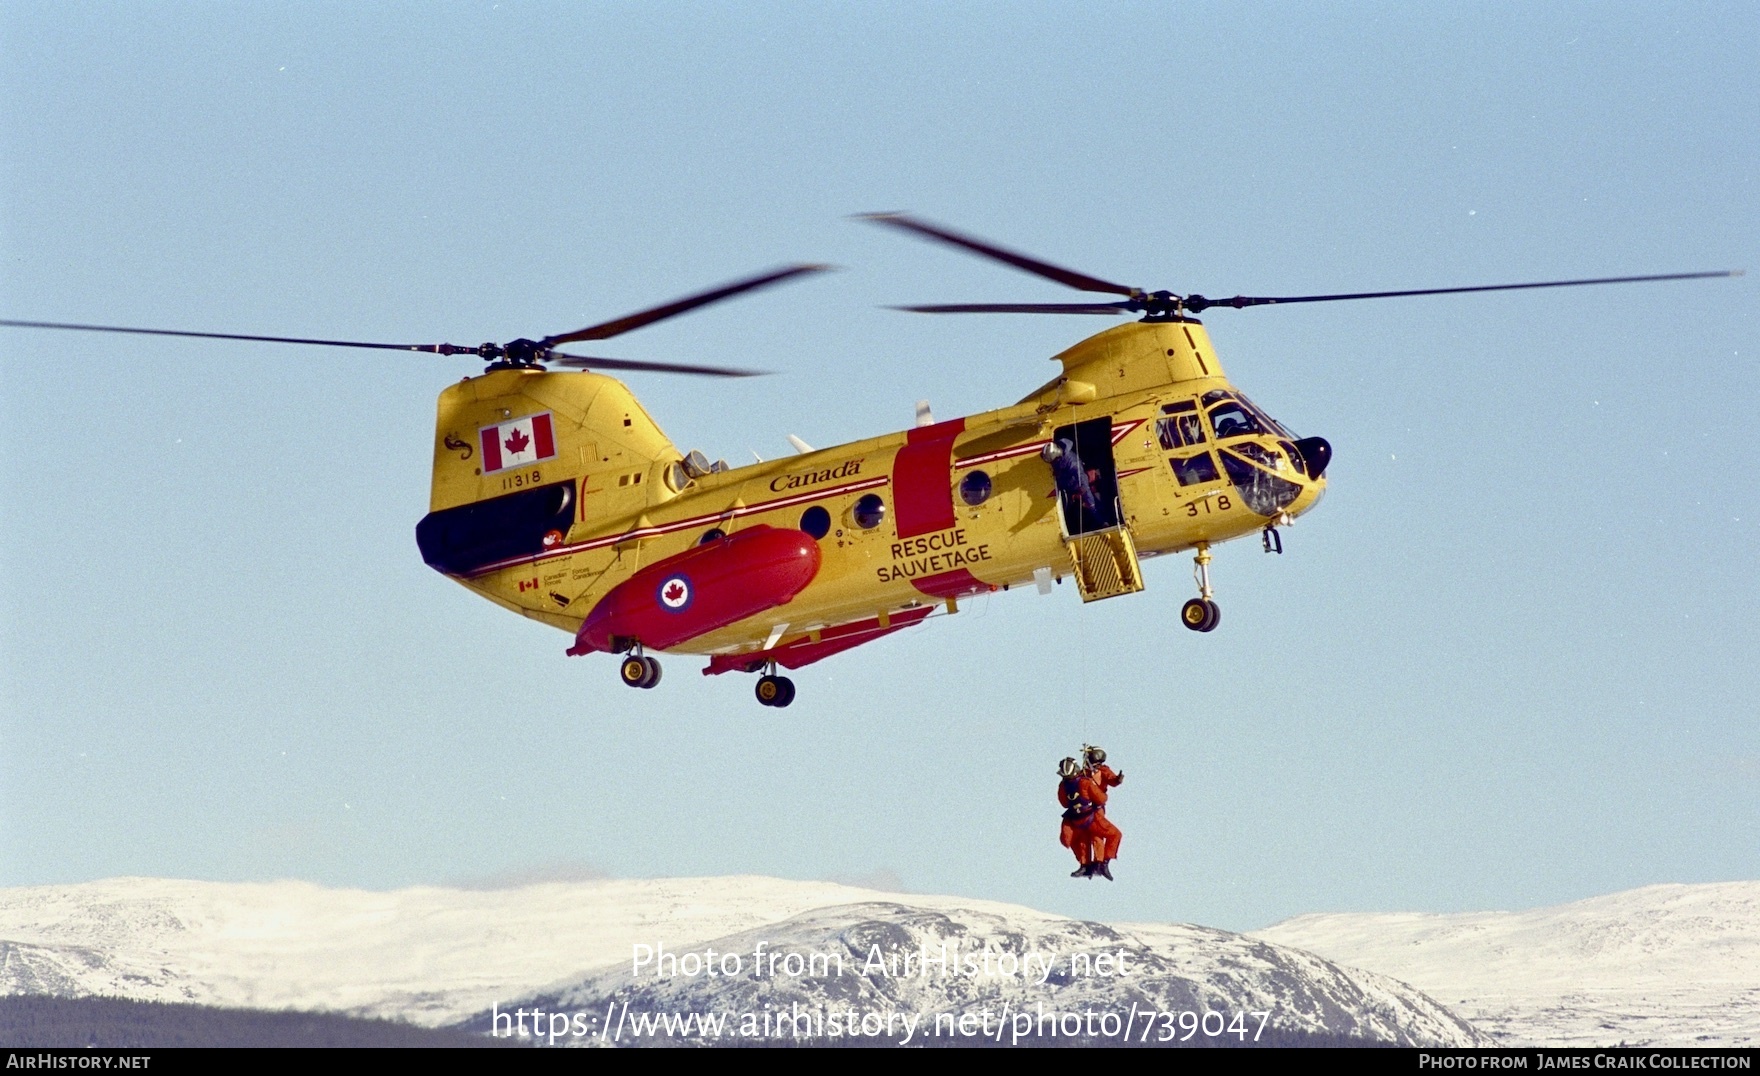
[
  {"x1": 657, "y1": 574, "x2": 693, "y2": 612},
  {"x1": 479, "y1": 413, "x2": 556, "y2": 473}
]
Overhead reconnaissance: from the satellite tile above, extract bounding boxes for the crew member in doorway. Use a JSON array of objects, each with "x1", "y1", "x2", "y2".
[
  {"x1": 1057, "y1": 757, "x2": 1097, "y2": 878},
  {"x1": 1044, "y1": 438, "x2": 1100, "y2": 515},
  {"x1": 1082, "y1": 745, "x2": 1124, "y2": 880}
]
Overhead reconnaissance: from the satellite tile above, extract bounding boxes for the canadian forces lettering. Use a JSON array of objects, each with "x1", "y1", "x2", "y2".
[
  {"x1": 769, "y1": 459, "x2": 864, "y2": 492},
  {"x1": 877, "y1": 527, "x2": 992, "y2": 582}
]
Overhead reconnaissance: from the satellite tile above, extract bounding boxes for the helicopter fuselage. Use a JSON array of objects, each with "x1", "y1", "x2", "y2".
[{"x1": 417, "y1": 317, "x2": 1329, "y2": 674}]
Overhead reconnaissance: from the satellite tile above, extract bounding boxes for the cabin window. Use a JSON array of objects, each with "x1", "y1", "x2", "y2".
[
  {"x1": 800, "y1": 506, "x2": 831, "y2": 539},
  {"x1": 959, "y1": 470, "x2": 992, "y2": 506},
  {"x1": 853, "y1": 493, "x2": 887, "y2": 530},
  {"x1": 1156, "y1": 401, "x2": 1207, "y2": 450},
  {"x1": 699, "y1": 528, "x2": 726, "y2": 544},
  {"x1": 1170, "y1": 451, "x2": 1220, "y2": 486}
]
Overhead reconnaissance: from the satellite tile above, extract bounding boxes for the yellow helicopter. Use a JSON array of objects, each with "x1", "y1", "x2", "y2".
[{"x1": 2, "y1": 215, "x2": 1737, "y2": 707}]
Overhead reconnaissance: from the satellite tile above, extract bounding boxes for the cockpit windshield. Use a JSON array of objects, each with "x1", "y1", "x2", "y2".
[
  {"x1": 1205, "y1": 399, "x2": 1264, "y2": 440},
  {"x1": 1201, "y1": 390, "x2": 1292, "y2": 439},
  {"x1": 1237, "y1": 393, "x2": 1293, "y2": 438}
]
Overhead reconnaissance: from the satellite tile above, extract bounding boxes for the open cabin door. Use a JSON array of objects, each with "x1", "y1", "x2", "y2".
[{"x1": 1050, "y1": 416, "x2": 1144, "y2": 603}]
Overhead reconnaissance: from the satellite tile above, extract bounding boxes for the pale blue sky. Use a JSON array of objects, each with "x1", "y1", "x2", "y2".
[{"x1": 2, "y1": 2, "x2": 1754, "y2": 932}]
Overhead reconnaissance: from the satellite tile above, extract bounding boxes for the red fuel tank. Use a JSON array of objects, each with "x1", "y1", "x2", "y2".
[{"x1": 567, "y1": 524, "x2": 822, "y2": 655}]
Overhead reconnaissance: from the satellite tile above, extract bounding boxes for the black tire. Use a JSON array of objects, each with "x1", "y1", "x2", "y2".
[
  {"x1": 620, "y1": 656, "x2": 649, "y2": 687},
  {"x1": 1181, "y1": 598, "x2": 1209, "y2": 632},
  {"x1": 755, "y1": 675, "x2": 782, "y2": 707},
  {"x1": 773, "y1": 677, "x2": 796, "y2": 708},
  {"x1": 1199, "y1": 600, "x2": 1221, "y2": 632},
  {"x1": 639, "y1": 656, "x2": 662, "y2": 689}
]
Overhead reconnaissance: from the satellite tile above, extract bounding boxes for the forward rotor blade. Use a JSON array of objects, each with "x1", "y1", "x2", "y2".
[
  {"x1": 890, "y1": 302, "x2": 1131, "y2": 315},
  {"x1": 856, "y1": 213, "x2": 1140, "y2": 298},
  {"x1": 1188, "y1": 270, "x2": 1744, "y2": 312},
  {"x1": 541, "y1": 264, "x2": 833, "y2": 346},
  {"x1": 0, "y1": 318, "x2": 453, "y2": 353},
  {"x1": 546, "y1": 352, "x2": 766, "y2": 378}
]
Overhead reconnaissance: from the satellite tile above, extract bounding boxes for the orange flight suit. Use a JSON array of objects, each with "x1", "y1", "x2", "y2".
[
  {"x1": 1058, "y1": 775, "x2": 1096, "y2": 866},
  {"x1": 1085, "y1": 765, "x2": 1123, "y2": 862}
]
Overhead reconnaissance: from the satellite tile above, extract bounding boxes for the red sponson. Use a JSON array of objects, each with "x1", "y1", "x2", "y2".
[{"x1": 566, "y1": 524, "x2": 821, "y2": 655}]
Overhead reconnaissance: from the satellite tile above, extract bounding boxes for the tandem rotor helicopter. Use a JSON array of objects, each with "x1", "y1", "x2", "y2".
[{"x1": 2, "y1": 215, "x2": 1739, "y2": 707}]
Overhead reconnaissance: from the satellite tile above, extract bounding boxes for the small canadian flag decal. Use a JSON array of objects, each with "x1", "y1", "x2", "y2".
[{"x1": 480, "y1": 413, "x2": 557, "y2": 473}]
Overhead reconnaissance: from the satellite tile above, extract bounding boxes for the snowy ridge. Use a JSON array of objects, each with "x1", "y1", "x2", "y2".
[
  {"x1": 0, "y1": 875, "x2": 896, "y2": 1025},
  {"x1": 0, "y1": 875, "x2": 1479, "y2": 1044},
  {"x1": 511, "y1": 901, "x2": 1483, "y2": 1046},
  {"x1": 1253, "y1": 881, "x2": 1760, "y2": 1047}
]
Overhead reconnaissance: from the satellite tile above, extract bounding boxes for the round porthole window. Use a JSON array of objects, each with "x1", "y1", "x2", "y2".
[
  {"x1": 959, "y1": 470, "x2": 992, "y2": 506},
  {"x1": 698, "y1": 528, "x2": 726, "y2": 545},
  {"x1": 800, "y1": 505, "x2": 831, "y2": 539},
  {"x1": 853, "y1": 493, "x2": 887, "y2": 530}
]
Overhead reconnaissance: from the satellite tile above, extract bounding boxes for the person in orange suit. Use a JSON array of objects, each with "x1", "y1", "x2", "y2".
[
  {"x1": 1082, "y1": 745, "x2": 1124, "y2": 880},
  {"x1": 1057, "y1": 757, "x2": 1096, "y2": 877}
]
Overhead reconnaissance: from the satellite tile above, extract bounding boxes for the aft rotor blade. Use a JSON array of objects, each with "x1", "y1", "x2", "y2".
[
  {"x1": 0, "y1": 318, "x2": 454, "y2": 353},
  {"x1": 890, "y1": 302, "x2": 1131, "y2": 315},
  {"x1": 1187, "y1": 270, "x2": 1744, "y2": 312},
  {"x1": 856, "y1": 213, "x2": 1141, "y2": 298},
  {"x1": 546, "y1": 352, "x2": 766, "y2": 378},
  {"x1": 541, "y1": 264, "x2": 833, "y2": 346}
]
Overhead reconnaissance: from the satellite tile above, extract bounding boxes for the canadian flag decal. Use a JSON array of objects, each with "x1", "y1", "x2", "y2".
[{"x1": 479, "y1": 413, "x2": 557, "y2": 473}]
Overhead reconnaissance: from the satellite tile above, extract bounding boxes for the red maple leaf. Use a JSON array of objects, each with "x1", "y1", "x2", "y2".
[
  {"x1": 504, "y1": 427, "x2": 531, "y2": 455},
  {"x1": 664, "y1": 582, "x2": 686, "y2": 603}
]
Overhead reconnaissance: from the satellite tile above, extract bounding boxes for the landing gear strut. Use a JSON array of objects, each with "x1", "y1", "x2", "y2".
[
  {"x1": 618, "y1": 646, "x2": 662, "y2": 689},
  {"x1": 755, "y1": 663, "x2": 796, "y2": 708},
  {"x1": 1181, "y1": 543, "x2": 1221, "y2": 633}
]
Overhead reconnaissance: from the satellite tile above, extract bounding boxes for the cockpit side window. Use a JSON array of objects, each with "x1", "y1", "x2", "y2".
[
  {"x1": 1156, "y1": 400, "x2": 1207, "y2": 451},
  {"x1": 1206, "y1": 401, "x2": 1264, "y2": 440}
]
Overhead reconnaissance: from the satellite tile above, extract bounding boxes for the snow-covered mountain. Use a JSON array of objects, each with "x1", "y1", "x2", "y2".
[
  {"x1": 0, "y1": 876, "x2": 883, "y2": 1026},
  {"x1": 1253, "y1": 881, "x2": 1760, "y2": 1048},
  {"x1": 506, "y1": 900, "x2": 1480, "y2": 1046},
  {"x1": 0, "y1": 875, "x2": 1480, "y2": 1046}
]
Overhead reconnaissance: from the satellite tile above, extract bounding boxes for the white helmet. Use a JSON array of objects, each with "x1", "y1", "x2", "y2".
[{"x1": 1058, "y1": 757, "x2": 1081, "y2": 778}]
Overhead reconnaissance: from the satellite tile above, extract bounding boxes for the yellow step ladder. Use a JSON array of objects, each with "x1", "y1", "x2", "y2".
[{"x1": 1065, "y1": 526, "x2": 1145, "y2": 603}]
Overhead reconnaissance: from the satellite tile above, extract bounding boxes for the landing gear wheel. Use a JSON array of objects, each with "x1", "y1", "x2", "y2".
[
  {"x1": 755, "y1": 674, "x2": 796, "y2": 708},
  {"x1": 1181, "y1": 598, "x2": 1221, "y2": 633},
  {"x1": 620, "y1": 656, "x2": 649, "y2": 687},
  {"x1": 621, "y1": 655, "x2": 662, "y2": 688}
]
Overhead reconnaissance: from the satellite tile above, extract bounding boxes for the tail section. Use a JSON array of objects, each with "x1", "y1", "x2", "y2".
[{"x1": 418, "y1": 368, "x2": 684, "y2": 578}]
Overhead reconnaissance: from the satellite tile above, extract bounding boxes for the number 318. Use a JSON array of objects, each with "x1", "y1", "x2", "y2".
[{"x1": 1186, "y1": 494, "x2": 1231, "y2": 517}]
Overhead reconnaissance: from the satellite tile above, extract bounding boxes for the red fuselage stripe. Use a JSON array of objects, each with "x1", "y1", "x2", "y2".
[{"x1": 893, "y1": 418, "x2": 966, "y2": 539}]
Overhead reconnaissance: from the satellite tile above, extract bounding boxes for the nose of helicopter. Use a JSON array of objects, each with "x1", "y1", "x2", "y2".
[{"x1": 1294, "y1": 436, "x2": 1332, "y2": 479}]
